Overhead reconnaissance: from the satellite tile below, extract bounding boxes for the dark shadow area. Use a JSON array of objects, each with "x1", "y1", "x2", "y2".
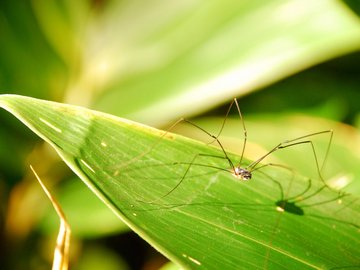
[{"x1": 343, "y1": 0, "x2": 360, "y2": 17}]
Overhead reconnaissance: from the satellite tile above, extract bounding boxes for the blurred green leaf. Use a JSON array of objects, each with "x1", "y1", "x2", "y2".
[
  {"x1": 40, "y1": 177, "x2": 129, "y2": 238},
  {"x1": 0, "y1": 1, "x2": 67, "y2": 98},
  {"x1": 160, "y1": 262, "x2": 181, "y2": 270},
  {"x1": 88, "y1": 0, "x2": 360, "y2": 125},
  {"x1": 1, "y1": 0, "x2": 360, "y2": 124},
  {"x1": 73, "y1": 245, "x2": 130, "y2": 270},
  {"x1": 0, "y1": 94, "x2": 359, "y2": 269}
]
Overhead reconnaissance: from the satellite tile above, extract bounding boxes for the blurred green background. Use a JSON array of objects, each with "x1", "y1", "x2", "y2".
[{"x1": 1, "y1": 1, "x2": 360, "y2": 269}]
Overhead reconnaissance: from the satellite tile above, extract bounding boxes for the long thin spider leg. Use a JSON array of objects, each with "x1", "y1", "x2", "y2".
[
  {"x1": 320, "y1": 129, "x2": 333, "y2": 172},
  {"x1": 247, "y1": 132, "x2": 332, "y2": 187},
  {"x1": 173, "y1": 153, "x2": 234, "y2": 173},
  {"x1": 137, "y1": 153, "x2": 234, "y2": 203},
  {"x1": 291, "y1": 184, "x2": 327, "y2": 203},
  {"x1": 281, "y1": 129, "x2": 333, "y2": 173},
  {"x1": 333, "y1": 197, "x2": 359, "y2": 215},
  {"x1": 208, "y1": 98, "x2": 236, "y2": 144},
  {"x1": 254, "y1": 169, "x2": 285, "y2": 201},
  {"x1": 203, "y1": 98, "x2": 248, "y2": 167},
  {"x1": 278, "y1": 176, "x2": 326, "y2": 204},
  {"x1": 286, "y1": 178, "x2": 313, "y2": 202},
  {"x1": 261, "y1": 131, "x2": 333, "y2": 270},
  {"x1": 248, "y1": 130, "x2": 333, "y2": 172},
  {"x1": 251, "y1": 162, "x2": 295, "y2": 174},
  {"x1": 173, "y1": 162, "x2": 231, "y2": 173},
  {"x1": 117, "y1": 106, "x2": 245, "y2": 170},
  {"x1": 182, "y1": 119, "x2": 236, "y2": 169},
  {"x1": 233, "y1": 98, "x2": 248, "y2": 167},
  {"x1": 300, "y1": 192, "x2": 349, "y2": 209},
  {"x1": 254, "y1": 162, "x2": 312, "y2": 202},
  {"x1": 252, "y1": 163, "x2": 296, "y2": 201},
  {"x1": 252, "y1": 163, "x2": 328, "y2": 205},
  {"x1": 115, "y1": 117, "x2": 187, "y2": 169},
  {"x1": 307, "y1": 214, "x2": 360, "y2": 230},
  {"x1": 115, "y1": 99, "x2": 251, "y2": 191},
  {"x1": 282, "y1": 141, "x2": 324, "y2": 184},
  {"x1": 261, "y1": 163, "x2": 296, "y2": 270}
]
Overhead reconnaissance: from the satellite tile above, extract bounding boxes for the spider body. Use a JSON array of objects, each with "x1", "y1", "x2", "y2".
[{"x1": 232, "y1": 167, "x2": 252, "y2": 180}]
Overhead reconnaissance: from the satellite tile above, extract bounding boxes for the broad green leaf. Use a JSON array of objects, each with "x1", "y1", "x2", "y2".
[
  {"x1": 16, "y1": 0, "x2": 360, "y2": 125},
  {"x1": 89, "y1": 0, "x2": 360, "y2": 125},
  {"x1": 1, "y1": 94, "x2": 359, "y2": 269}
]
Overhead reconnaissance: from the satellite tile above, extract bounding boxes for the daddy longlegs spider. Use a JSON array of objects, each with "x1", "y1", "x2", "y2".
[
  {"x1": 141, "y1": 97, "x2": 334, "y2": 203},
  {"x1": 117, "y1": 103, "x2": 354, "y2": 269},
  {"x1": 117, "y1": 114, "x2": 354, "y2": 269}
]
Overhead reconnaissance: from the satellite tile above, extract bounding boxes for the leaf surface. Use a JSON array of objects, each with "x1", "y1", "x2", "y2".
[{"x1": 1, "y1": 94, "x2": 359, "y2": 269}]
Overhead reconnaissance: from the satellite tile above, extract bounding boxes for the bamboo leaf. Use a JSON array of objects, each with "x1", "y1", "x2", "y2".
[{"x1": 1, "y1": 94, "x2": 359, "y2": 269}]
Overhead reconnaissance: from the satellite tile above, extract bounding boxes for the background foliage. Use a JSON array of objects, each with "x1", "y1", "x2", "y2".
[{"x1": 1, "y1": 1, "x2": 360, "y2": 269}]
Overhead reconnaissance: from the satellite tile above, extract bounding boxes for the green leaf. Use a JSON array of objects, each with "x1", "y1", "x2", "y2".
[
  {"x1": 1, "y1": 94, "x2": 359, "y2": 269},
  {"x1": 90, "y1": 0, "x2": 360, "y2": 124},
  {"x1": 2, "y1": 1, "x2": 360, "y2": 125}
]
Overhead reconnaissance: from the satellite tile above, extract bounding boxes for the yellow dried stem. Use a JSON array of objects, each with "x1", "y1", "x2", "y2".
[{"x1": 30, "y1": 165, "x2": 71, "y2": 270}]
